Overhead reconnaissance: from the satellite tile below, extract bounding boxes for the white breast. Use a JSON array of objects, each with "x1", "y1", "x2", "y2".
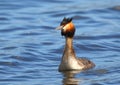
[
  {"x1": 67, "y1": 57, "x2": 83, "y2": 70},
  {"x1": 59, "y1": 56, "x2": 84, "y2": 71}
]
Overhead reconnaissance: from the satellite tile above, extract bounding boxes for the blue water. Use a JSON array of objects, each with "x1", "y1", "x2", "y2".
[{"x1": 0, "y1": 0, "x2": 120, "y2": 85}]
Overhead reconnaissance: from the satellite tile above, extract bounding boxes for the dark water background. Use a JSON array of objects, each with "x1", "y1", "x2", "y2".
[{"x1": 0, "y1": 0, "x2": 120, "y2": 85}]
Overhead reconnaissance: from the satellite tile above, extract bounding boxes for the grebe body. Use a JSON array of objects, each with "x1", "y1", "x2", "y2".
[{"x1": 56, "y1": 17, "x2": 95, "y2": 71}]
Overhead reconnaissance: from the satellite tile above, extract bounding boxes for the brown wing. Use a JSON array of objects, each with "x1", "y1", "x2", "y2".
[{"x1": 77, "y1": 57, "x2": 95, "y2": 70}]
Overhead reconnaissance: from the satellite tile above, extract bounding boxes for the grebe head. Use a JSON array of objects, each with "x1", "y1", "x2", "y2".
[{"x1": 56, "y1": 17, "x2": 75, "y2": 38}]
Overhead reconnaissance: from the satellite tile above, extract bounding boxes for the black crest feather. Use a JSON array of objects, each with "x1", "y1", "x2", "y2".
[{"x1": 60, "y1": 17, "x2": 73, "y2": 25}]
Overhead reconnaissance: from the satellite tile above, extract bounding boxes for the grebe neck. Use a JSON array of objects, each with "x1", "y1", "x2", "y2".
[
  {"x1": 65, "y1": 37, "x2": 73, "y2": 50},
  {"x1": 63, "y1": 37, "x2": 76, "y2": 58}
]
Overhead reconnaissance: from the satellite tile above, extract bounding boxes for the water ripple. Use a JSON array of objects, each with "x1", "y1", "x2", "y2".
[
  {"x1": 0, "y1": 17, "x2": 9, "y2": 21},
  {"x1": 0, "y1": 61, "x2": 19, "y2": 67},
  {"x1": 0, "y1": 26, "x2": 28, "y2": 33},
  {"x1": 75, "y1": 34, "x2": 120, "y2": 40},
  {"x1": 2, "y1": 46, "x2": 17, "y2": 50}
]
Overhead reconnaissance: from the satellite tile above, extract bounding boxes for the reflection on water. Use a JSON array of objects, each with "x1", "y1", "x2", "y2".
[
  {"x1": 0, "y1": 0, "x2": 120, "y2": 85},
  {"x1": 61, "y1": 71, "x2": 81, "y2": 85},
  {"x1": 61, "y1": 69, "x2": 108, "y2": 85}
]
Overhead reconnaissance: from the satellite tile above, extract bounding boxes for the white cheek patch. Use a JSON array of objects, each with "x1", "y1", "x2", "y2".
[
  {"x1": 62, "y1": 26, "x2": 66, "y2": 31},
  {"x1": 63, "y1": 24, "x2": 69, "y2": 31}
]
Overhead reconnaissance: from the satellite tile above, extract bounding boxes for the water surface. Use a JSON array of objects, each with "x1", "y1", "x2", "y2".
[{"x1": 0, "y1": 0, "x2": 120, "y2": 85}]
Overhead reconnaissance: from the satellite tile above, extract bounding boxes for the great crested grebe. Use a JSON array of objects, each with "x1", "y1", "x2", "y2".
[{"x1": 56, "y1": 17, "x2": 95, "y2": 71}]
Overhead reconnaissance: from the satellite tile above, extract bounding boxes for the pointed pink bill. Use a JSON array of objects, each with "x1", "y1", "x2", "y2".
[{"x1": 55, "y1": 25, "x2": 63, "y2": 30}]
